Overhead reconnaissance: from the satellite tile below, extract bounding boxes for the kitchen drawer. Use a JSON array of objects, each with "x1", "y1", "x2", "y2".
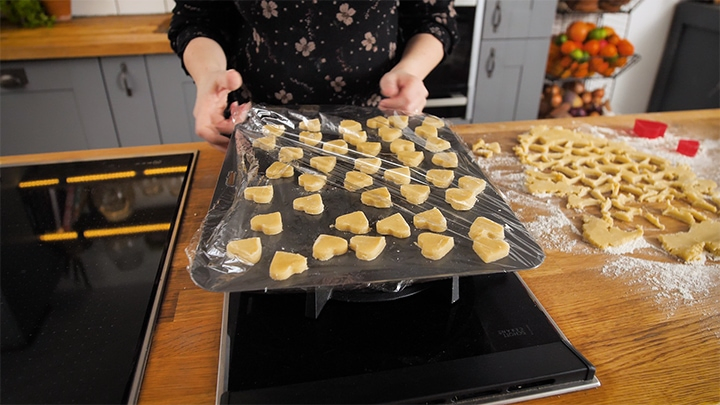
[
  {"x1": 472, "y1": 38, "x2": 550, "y2": 123},
  {"x1": 146, "y1": 54, "x2": 197, "y2": 144},
  {"x1": 0, "y1": 59, "x2": 118, "y2": 155},
  {"x1": 481, "y1": 0, "x2": 557, "y2": 39}
]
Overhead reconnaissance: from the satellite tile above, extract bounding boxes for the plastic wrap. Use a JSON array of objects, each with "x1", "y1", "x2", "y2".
[{"x1": 188, "y1": 105, "x2": 544, "y2": 293}]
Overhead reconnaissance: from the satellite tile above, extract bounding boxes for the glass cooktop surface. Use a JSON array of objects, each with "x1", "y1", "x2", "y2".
[{"x1": 1, "y1": 152, "x2": 196, "y2": 404}]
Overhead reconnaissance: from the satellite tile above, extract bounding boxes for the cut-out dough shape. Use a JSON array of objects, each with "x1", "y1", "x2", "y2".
[
  {"x1": 250, "y1": 212, "x2": 283, "y2": 235},
  {"x1": 417, "y1": 232, "x2": 454, "y2": 260},
  {"x1": 312, "y1": 234, "x2": 349, "y2": 261},
  {"x1": 293, "y1": 194, "x2": 324, "y2": 215},
  {"x1": 244, "y1": 185, "x2": 273, "y2": 204},
  {"x1": 376, "y1": 213, "x2": 411, "y2": 238},
  {"x1": 269, "y1": 251, "x2": 308, "y2": 281},
  {"x1": 582, "y1": 215, "x2": 643, "y2": 249},
  {"x1": 361, "y1": 187, "x2": 393, "y2": 208},
  {"x1": 658, "y1": 220, "x2": 720, "y2": 262},
  {"x1": 413, "y1": 207, "x2": 447, "y2": 232},
  {"x1": 400, "y1": 184, "x2": 431, "y2": 205},
  {"x1": 266, "y1": 162, "x2": 294, "y2": 179},
  {"x1": 226, "y1": 237, "x2": 262, "y2": 265},
  {"x1": 349, "y1": 235, "x2": 387, "y2": 261},
  {"x1": 335, "y1": 211, "x2": 371, "y2": 234}
]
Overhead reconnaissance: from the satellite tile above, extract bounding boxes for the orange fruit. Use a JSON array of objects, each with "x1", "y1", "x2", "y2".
[
  {"x1": 566, "y1": 21, "x2": 591, "y2": 43},
  {"x1": 600, "y1": 43, "x2": 618, "y2": 58},
  {"x1": 612, "y1": 56, "x2": 628, "y2": 67},
  {"x1": 606, "y1": 34, "x2": 621, "y2": 45},
  {"x1": 559, "y1": 56, "x2": 573, "y2": 68},
  {"x1": 584, "y1": 39, "x2": 601, "y2": 56},
  {"x1": 602, "y1": 26, "x2": 616, "y2": 37},
  {"x1": 548, "y1": 43, "x2": 561, "y2": 59},
  {"x1": 560, "y1": 40, "x2": 578, "y2": 55},
  {"x1": 617, "y1": 39, "x2": 634, "y2": 56}
]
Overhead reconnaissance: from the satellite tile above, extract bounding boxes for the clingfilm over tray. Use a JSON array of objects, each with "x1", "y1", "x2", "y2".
[{"x1": 188, "y1": 105, "x2": 544, "y2": 293}]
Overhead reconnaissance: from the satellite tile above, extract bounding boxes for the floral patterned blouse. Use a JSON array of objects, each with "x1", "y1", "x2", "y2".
[{"x1": 169, "y1": 0, "x2": 459, "y2": 107}]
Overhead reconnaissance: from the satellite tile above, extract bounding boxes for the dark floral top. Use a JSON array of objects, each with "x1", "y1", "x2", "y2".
[{"x1": 169, "y1": 0, "x2": 459, "y2": 107}]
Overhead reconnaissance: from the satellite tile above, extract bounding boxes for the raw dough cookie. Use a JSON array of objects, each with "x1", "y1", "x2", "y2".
[
  {"x1": 422, "y1": 115, "x2": 445, "y2": 128},
  {"x1": 424, "y1": 137, "x2": 451, "y2": 152},
  {"x1": 376, "y1": 213, "x2": 411, "y2": 238},
  {"x1": 390, "y1": 139, "x2": 415, "y2": 154},
  {"x1": 266, "y1": 162, "x2": 294, "y2": 179},
  {"x1": 344, "y1": 171, "x2": 374, "y2": 192},
  {"x1": 389, "y1": 115, "x2": 409, "y2": 129},
  {"x1": 250, "y1": 212, "x2": 283, "y2": 235},
  {"x1": 343, "y1": 130, "x2": 368, "y2": 146},
  {"x1": 472, "y1": 237, "x2": 510, "y2": 263},
  {"x1": 417, "y1": 232, "x2": 454, "y2": 260},
  {"x1": 415, "y1": 125, "x2": 438, "y2": 139},
  {"x1": 582, "y1": 215, "x2": 643, "y2": 249},
  {"x1": 396, "y1": 151, "x2": 424, "y2": 167},
  {"x1": 349, "y1": 235, "x2": 387, "y2": 261},
  {"x1": 312, "y1": 234, "x2": 349, "y2": 261},
  {"x1": 426, "y1": 169, "x2": 454, "y2": 188},
  {"x1": 298, "y1": 173, "x2": 327, "y2": 192},
  {"x1": 279, "y1": 146, "x2": 303, "y2": 163},
  {"x1": 262, "y1": 124, "x2": 285, "y2": 137},
  {"x1": 299, "y1": 131, "x2": 322, "y2": 146},
  {"x1": 361, "y1": 187, "x2": 393, "y2": 208},
  {"x1": 310, "y1": 156, "x2": 337, "y2": 174},
  {"x1": 432, "y1": 152, "x2": 458, "y2": 168},
  {"x1": 366, "y1": 116, "x2": 390, "y2": 129},
  {"x1": 226, "y1": 237, "x2": 262, "y2": 265},
  {"x1": 445, "y1": 188, "x2": 477, "y2": 211},
  {"x1": 339, "y1": 119, "x2": 363, "y2": 135},
  {"x1": 469, "y1": 216, "x2": 505, "y2": 240},
  {"x1": 269, "y1": 251, "x2": 308, "y2": 281},
  {"x1": 323, "y1": 139, "x2": 349, "y2": 155},
  {"x1": 658, "y1": 220, "x2": 720, "y2": 262},
  {"x1": 384, "y1": 166, "x2": 412, "y2": 185},
  {"x1": 293, "y1": 194, "x2": 324, "y2": 215},
  {"x1": 458, "y1": 176, "x2": 487, "y2": 195},
  {"x1": 378, "y1": 127, "x2": 403, "y2": 142},
  {"x1": 299, "y1": 118, "x2": 321, "y2": 132},
  {"x1": 356, "y1": 141, "x2": 382, "y2": 156},
  {"x1": 354, "y1": 157, "x2": 382, "y2": 174},
  {"x1": 400, "y1": 184, "x2": 431, "y2": 205},
  {"x1": 253, "y1": 136, "x2": 276, "y2": 151},
  {"x1": 244, "y1": 185, "x2": 273, "y2": 204},
  {"x1": 335, "y1": 211, "x2": 371, "y2": 234},
  {"x1": 413, "y1": 207, "x2": 447, "y2": 232}
]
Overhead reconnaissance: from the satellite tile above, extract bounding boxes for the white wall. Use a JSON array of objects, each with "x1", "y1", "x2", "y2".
[
  {"x1": 610, "y1": 0, "x2": 684, "y2": 114},
  {"x1": 71, "y1": 0, "x2": 175, "y2": 16}
]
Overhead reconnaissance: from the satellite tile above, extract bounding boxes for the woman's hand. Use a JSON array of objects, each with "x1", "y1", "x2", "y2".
[
  {"x1": 378, "y1": 70, "x2": 428, "y2": 115},
  {"x1": 192, "y1": 68, "x2": 242, "y2": 151}
]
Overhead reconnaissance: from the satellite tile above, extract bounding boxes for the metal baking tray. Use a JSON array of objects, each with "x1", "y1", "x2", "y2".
[{"x1": 188, "y1": 105, "x2": 544, "y2": 293}]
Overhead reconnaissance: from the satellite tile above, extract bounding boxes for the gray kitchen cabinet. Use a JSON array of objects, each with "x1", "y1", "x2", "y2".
[
  {"x1": 100, "y1": 56, "x2": 162, "y2": 147},
  {"x1": 471, "y1": 0, "x2": 556, "y2": 123},
  {"x1": 0, "y1": 59, "x2": 118, "y2": 156},
  {"x1": 146, "y1": 54, "x2": 197, "y2": 144}
]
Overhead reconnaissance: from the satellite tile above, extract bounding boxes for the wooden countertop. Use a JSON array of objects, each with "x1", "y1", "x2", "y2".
[
  {"x1": 0, "y1": 14, "x2": 172, "y2": 61},
  {"x1": 2, "y1": 109, "x2": 718, "y2": 404}
]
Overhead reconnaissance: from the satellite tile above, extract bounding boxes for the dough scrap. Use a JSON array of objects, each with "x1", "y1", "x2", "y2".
[
  {"x1": 349, "y1": 235, "x2": 387, "y2": 261},
  {"x1": 376, "y1": 213, "x2": 411, "y2": 238},
  {"x1": 335, "y1": 211, "x2": 371, "y2": 234},
  {"x1": 250, "y1": 212, "x2": 283, "y2": 235},
  {"x1": 657, "y1": 220, "x2": 720, "y2": 262},
  {"x1": 226, "y1": 237, "x2": 262, "y2": 265},
  {"x1": 269, "y1": 251, "x2": 308, "y2": 281},
  {"x1": 417, "y1": 232, "x2": 454, "y2": 260},
  {"x1": 312, "y1": 234, "x2": 348, "y2": 261},
  {"x1": 581, "y1": 215, "x2": 643, "y2": 249},
  {"x1": 293, "y1": 194, "x2": 324, "y2": 215},
  {"x1": 244, "y1": 185, "x2": 273, "y2": 204}
]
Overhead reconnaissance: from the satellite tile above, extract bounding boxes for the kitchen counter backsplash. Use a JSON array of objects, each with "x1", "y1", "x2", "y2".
[{"x1": 72, "y1": 0, "x2": 174, "y2": 17}]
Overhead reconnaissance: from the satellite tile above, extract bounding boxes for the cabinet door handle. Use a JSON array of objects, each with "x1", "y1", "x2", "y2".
[
  {"x1": 119, "y1": 63, "x2": 133, "y2": 97},
  {"x1": 0, "y1": 68, "x2": 29, "y2": 89},
  {"x1": 492, "y1": 1, "x2": 502, "y2": 33},
  {"x1": 486, "y1": 48, "x2": 496, "y2": 78}
]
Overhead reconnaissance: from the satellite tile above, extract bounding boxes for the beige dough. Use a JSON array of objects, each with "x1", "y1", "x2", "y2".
[
  {"x1": 390, "y1": 139, "x2": 415, "y2": 154},
  {"x1": 312, "y1": 234, "x2": 349, "y2": 261},
  {"x1": 361, "y1": 187, "x2": 393, "y2": 208},
  {"x1": 298, "y1": 173, "x2": 327, "y2": 192},
  {"x1": 582, "y1": 215, "x2": 643, "y2": 249},
  {"x1": 389, "y1": 115, "x2": 409, "y2": 129},
  {"x1": 354, "y1": 157, "x2": 382, "y2": 174},
  {"x1": 323, "y1": 139, "x2": 349, "y2": 155},
  {"x1": 226, "y1": 237, "x2": 262, "y2": 265},
  {"x1": 426, "y1": 169, "x2": 454, "y2": 188},
  {"x1": 343, "y1": 130, "x2": 368, "y2": 146},
  {"x1": 396, "y1": 151, "x2": 424, "y2": 167},
  {"x1": 278, "y1": 147, "x2": 303, "y2": 163},
  {"x1": 356, "y1": 141, "x2": 382, "y2": 156},
  {"x1": 269, "y1": 251, "x2": 308, "y2": 281},
  {"x1": 349, "y1": 235, "x2": 387, "y2": 261},
  {"x1": 293, "y1": 194, "x2": 324, "y2": 215},
  {"x1": 266, "y1": 162, "x2": 294, "y2": 179},
  {"x1": 250, "y1": 212, "x2": 283, "y2": 235},
  {"x1": 417, "y1": 232, "x2": 454, "y2": 260},
  {"x1": 252, "y1": 136, "x2": 276, "y2": 151},
  {"x1": 344, "y1": 171, "x2": 374, "y2": 192},
  {"x1": 422, "y1": 115, "x2": 445, "y2": 128},
  {"x1": 472, "y1": 237, "x2": 510, "y2": 263},
  {"x1": 339, "y1": 119, "x2": 363, "y2": 135},
  {"x1": 413, "y1": 207, "x2": 447, "y2": 232},
  {"x1": 378, "y1": 127, "x2": 403, "y2": 142},
  {"x1": 376, "y1": 213, "x2": 411, "y2": 238},
  {"x1": 335, "y1": 211, "x2": 371, "y2": 234},
  {"x1": 366, "y1": 116, "x2": 390, "y2": 129},
  {"x1": 262, "y1": 123, "x2": 285, "y2": 137},
  {"x1": 424, "y1": 136, "x2": 451, "y2": 153},
  {"x1": 310, "y1": 156, "x2": 337, "y2": 174},
  {"x1": 432, "y1": 152, "x2": 458, "y2": 168},
  {"x1": 400, "y1": 184, "x2": 431, "y2": 205},
  {"x1": 299, "y1": 131, "x2": 322, "y2": 146},
  {"x1": 384, "y1": 166, "x2": 412, "y2": 185},
  {"x1": 299, "y1": 118, "x2": 321, "y2": 132},
  {"x1": 458, "y1": 176, "x2": 487, "y2": 195},
  {"x1": 445, "y1": 188, "x2": 476, "y2": 211},
  {"x1": 658, "y1": 220, "x2": 720, "y2": 262},
  {"x1": 469, "y1": 216, "x2": 505, "y2": 240},
  {"x1": 244, "y1": 185, "x2": 273, "y2": 204},
  {"x1": 415, "y1": 125, "x2": 438, "y2": 139}
]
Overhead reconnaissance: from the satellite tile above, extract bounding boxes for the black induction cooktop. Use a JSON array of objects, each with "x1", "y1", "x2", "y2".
[
  {"x1": 0, "y1": 152, "x2": 197, "y2": 404},
  {"x1": 218, "y1": 273, "x2": 599, "y2": 404}
]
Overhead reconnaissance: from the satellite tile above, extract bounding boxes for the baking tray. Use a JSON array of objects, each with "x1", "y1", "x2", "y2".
[{"x1": 188, "y1": 105, "x2": 544, "y2": 293}]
